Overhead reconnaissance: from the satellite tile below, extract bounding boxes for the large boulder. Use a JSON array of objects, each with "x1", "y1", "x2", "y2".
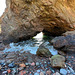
[
  {"x1": 51, "y1": 31, "x2": 75, "y2": 51},
  {"x1": 0, "y1": 0, "x2": 75, "y2": 44}
]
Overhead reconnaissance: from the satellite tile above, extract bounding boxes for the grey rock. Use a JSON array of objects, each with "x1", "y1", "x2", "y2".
[
  {"x1": 36, "y1": 62, "x2": 40, "y2": 66},
  {"x1": 34, "y1": 72, "x2": 39, "y2": 75}
]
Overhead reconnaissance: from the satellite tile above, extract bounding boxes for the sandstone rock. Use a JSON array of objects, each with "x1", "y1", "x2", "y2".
[
  {"x1": 0, "y1": 0, "x2": 75, "y2": 44},
  {"x1": 51, "y1": 55, "x2": 65, "y2": 68},
  {"x1": 36, "y1": 47, "x2": 52, "y2": 57}
]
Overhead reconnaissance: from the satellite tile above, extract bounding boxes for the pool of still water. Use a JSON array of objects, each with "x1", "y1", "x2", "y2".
[{"x1": 3, "y1": 32, "x2": 58, "y2": 55}]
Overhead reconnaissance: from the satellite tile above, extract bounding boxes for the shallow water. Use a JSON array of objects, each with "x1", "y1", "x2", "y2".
[{"x1": 3, "y1": 33, "x2": 58, "y2": 55}]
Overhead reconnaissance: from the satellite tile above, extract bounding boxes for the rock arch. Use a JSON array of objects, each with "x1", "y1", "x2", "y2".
[{"x1": 0, "y1": 0, "x2": 75, "y2": 44}]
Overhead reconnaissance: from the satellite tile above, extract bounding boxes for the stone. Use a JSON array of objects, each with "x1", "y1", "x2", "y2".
[
  {"x1": 12, "y1": 68, "x2": 17, "y2": 74},
  {"x1": 0, "y1": 60, "x2": 5, "y2": 63},
  {"x1": 19, "y1": 63, "x2": 26, "y2": 68},
  {"x1": 31, "y1": 62, "x2": 35, "y2": 66},
  {"x1": 6, "y1": 60, "x2": 12, "y2": 64},
  {"x1": 1, "y1": 0, "x2": 75, "y2": 44},
  {"x1": 2, "y1": 71, "x2": 7, "y2": 74},
  {"x1": 51, "y1": 55, "x2": 65, "y2": 68},
  {"x1": 37, "y1": 70, "x2": 41, "y2": 73},
  {"x1": 36, "y1": 47, "x2": 52, "y2": 57},
  {"x1": 46, "y1": 70, "x2": 51, "y2": 75},
  {"x1": 18, "y1": 67, "x2": 24, "y2": 71},
  {"x1": 34, "y1": 72, "x2": 39, "y2": 75},
  {"x1": 51, "y1": 33, "x2": 75, "y2": 51},
  {"x1": 8, "y1": 62, "x2": 15, "y2": 68},
  {"x1": 36, "y1": 62, "x2": 40, "y2": 66},
  {"x1": 40, "y1": 72, "x2": 44, "y2": 75},
  {"x1": 7, "y1": 69, "x2": 11, "y2": 73},
  {"x1": 60, "y1": 68, "x2": 67, "y2": 75},
  {"x1": 25, "y1": 63, "x2": 29, "y2": 66}
]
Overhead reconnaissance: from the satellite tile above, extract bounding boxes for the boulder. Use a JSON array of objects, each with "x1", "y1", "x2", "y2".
[
  {"x1": 51, "y1": 33, "x2": 75, "y2": 51},
  {"x1": 36, "y1": 47, "x2": 52, "y2": 57},
  {"x1": 0, "y1": 0, "x2": 75, "y2": 44},
  {"x1": 51, "y1": 55, "x2": 65, "y2": 68}
]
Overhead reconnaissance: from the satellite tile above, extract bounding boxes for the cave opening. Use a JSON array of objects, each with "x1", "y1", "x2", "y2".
[
  {"x1": 0, "y1": 0, "x2": 6, "y2": 33},
  {"x1": 0, "y1": 0, "x2": 6, "y2": 17}
]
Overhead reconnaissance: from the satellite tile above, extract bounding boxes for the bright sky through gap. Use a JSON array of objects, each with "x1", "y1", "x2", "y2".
[{"x1": 0, "y1": 0, "x2": 6, "y2": 17}]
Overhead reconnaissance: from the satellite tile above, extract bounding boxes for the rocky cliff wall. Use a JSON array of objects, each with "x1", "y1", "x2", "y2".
[{"x1": 1, "y1": 0, "x2": 75, "y2": 44}]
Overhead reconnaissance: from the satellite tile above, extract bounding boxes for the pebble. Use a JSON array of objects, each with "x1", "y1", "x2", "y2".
[
  {"x1": 36, "y1": 62, "x2": 40, "y2": 66},
  {"x1": 8, "y1": 62, "x2": 15, "y2": 68},
  {"x1": 18, "y1": 67, "x2": 24, "y2": 71},
  {"x1": 31, "y1": 62, "x2": 35, "y2": 66},
  {"x1": 25, "y1": 63, "x2": 29, "y2": 66},
  {"x1": 12, "y1": 68, "x2": 17, "y2": 73},
  {"x1": 40, "y1": 72, "x2": 44, "y2": 75},
  {"x1": 60, "y1": 68, "x2": 67, "y2": 75},
  {"x1": 37, "y1": 70, "x2": 41, "y2": 73},
  {"x1": 19, "y1": 63, "x2": 26, "y2": 68},
  {"x1": 7, "y1": 69, "x2": 11, "y2": 73},
  {"x1": 46, "y1": 70, "x2": 51, "y2": 75},
  {"x1": 6, "y1": 60, "x2": 12, "y2": 64},
  {"x1": 34, "y1": 72, "x2": 39, "y2": 75},
  {"x1": 2, "y1": 71, "x2": 7, "y2": 74},
  {"x1": 44, "y1": 61, "x2": 46, "y2": 64},
  {"x1": 0, "y1": 60, "x2": 5, "y2": 64}
]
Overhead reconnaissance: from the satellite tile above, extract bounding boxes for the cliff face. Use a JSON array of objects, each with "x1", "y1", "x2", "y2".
[{"x1": 1, "y1": 0, "x2": 75, "y2": 44}]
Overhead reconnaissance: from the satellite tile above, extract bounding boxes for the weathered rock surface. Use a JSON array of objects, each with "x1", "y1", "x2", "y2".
[
  {"x1": 36, "y1": 47, "x2": 52, "y2": 57},
  {"x1": 0, "y1": 0, "x2": 75, "y2": 44},
  {"x1": 51, "y1": 32, "x2": 75, "y2": 51},
  {"x1": 51, "y1": 55, "x2": 65, "y2": 68}
]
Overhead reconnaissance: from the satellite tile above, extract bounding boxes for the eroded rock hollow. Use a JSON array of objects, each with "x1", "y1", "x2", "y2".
[{"x1": 1, "y1": 0, "x2": 75, "y2": 44}]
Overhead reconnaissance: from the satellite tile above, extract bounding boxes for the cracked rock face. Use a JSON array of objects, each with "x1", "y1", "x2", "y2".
[{"x1": 0, "y1": 0, "x2": 75, "y2": 44}]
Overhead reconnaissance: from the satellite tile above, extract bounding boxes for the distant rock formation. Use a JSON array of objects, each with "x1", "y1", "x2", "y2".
[{"x1": 0, "y1": 0, "x2": 75, "y2": 44}]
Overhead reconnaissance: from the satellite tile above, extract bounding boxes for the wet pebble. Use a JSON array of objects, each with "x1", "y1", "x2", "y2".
[
  {"x1": 18, "y1": 67, "x2": 24, "y2": 71},
  {"x1": 31, "y1": 62, "x2": 35, "y2": 66},
  {"x1": 36, "y1": 62, "x2": 40, "y2": 66},
  {"x1": 8, "y1": 62, "x2": 15, "y2": 68},
  {"x1": 37, "y1": 70, "x2": 41, "y2": 73},
  {"x1": 60, "y1": 68, "x2": 67, "y2": 75},
  {"x1": 40, "y1": 72, "x2": 44, "y2": 75},
  {"x1": 34, "y1": 72, "x2": 39, "y2": 75},
  {"x1": 19, "y1": 63, "x2": 26, "y2": 68},
  {"x1": 2, "y1": 71, "x2": 7, "y2": 74},
  {"x1": 46, "y1": 70, "x2": 51, "y2": 75}
]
